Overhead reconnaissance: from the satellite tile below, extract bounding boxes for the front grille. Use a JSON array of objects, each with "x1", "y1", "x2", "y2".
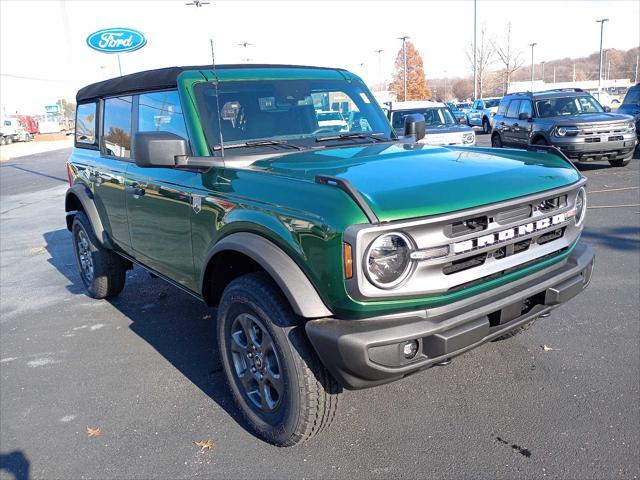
[
  {"x1": 578, "y1": 123, "x2": 627, "y2": 136},
  {"x1": 443, "y1": 253, "x2": 487, "y2": 275},
  {"x1": 447, "y1": 247, "x2": 570, "y2": 293}
]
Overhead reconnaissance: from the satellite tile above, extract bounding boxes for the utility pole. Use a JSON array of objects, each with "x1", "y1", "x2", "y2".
[
  {"x1": 596, "y1": 18, "x2": 609, "y2": 92},
  {"x1": 398, "y1": 36, "x2": 409, "y2": 101},
  {"x1": 573, "y1": 63, "x2": 576, "y2": 82},
  {"x1": 553, "y1": 65, "x2": 556, "y2": 83},
  {"x1": 541, "y1": 61, "x2": 545, "y2": 83},
  {"x1": 374, "y1": 49, "x2": 384, "y2": 91},
  {"x1": 444, "y1": 70, "x2": 448, "y2": 101},
  {"x1": 528, "y1": 43, "x2": 537, "y2": 92},
  {"x1": 473, "y1": 0, "x2": 477, "y2": 100},
  {"x1": 636, "y1": 53, "x2": 639, "y2": 83}
]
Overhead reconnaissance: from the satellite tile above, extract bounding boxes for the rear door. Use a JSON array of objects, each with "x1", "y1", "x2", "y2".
[
  {"x1": 125, "y1": 90, "x2": 198, "y2": 289},
  {"x1": 513, "y1": 99, "x2": 534, "y2": 145},
  {"x1": 502, "y1": 100, "x2": 521, "y2": 146},
  {"x1": 92, "y1": 96, "x2": 132, "y2": 252}
]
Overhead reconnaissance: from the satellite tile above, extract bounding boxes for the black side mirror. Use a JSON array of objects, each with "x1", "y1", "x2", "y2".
[
  {"x1": 133, "y1": 131, "x2": 188, "y2": 168},
  {"x1": 518, "y1": 112, "x2": 530, "y2": 121},
  {"x1": 603, "y1": 106, "x2": 612, "y2": 112},
  {"x1": 404, "y1": 113, "x2": 426, "y2": 141}
]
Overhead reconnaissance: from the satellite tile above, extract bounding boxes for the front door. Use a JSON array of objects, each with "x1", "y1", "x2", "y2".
[
  {"x1": 513, "y1": 100, "x2": 534, "y2": 145},
  {"x1": 125, "y1": 90, "x2": 198, "y2": 290}
]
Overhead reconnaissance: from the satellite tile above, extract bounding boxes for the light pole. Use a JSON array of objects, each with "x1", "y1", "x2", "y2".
[
  {"x1": 528, "y1": 42, "x2": 537, "y2": 92},
  {"x1": 473, "y1": 0, "x2": 477, "y2": 100},
  {"x1": 444, "y1": 70, "x2": 448, "y2": 101},
  {"x1": 541, "y1": 61, "x2": 545, "y2": 83},
  {"x1": 374, "y1": 49, "x2": 384, "y2": 91},
  {"x1": 398, "y1": 36, "x2": 409, "y2": 101},
  {"x1": 596, "y1": 18, "x2": 609, "y2": 92}
]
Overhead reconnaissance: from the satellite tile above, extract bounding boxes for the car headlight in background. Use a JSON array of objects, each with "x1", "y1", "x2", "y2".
[
  {"x1": 627, "y1": 121, "x2": 636, "y2": 131},
  {"x1": 462, "y1": 132, "x2": 476, "y2": 144},
  {"x1": 555, "y1": 126, "x2": 579, "y2": 137},
  {"x1": 365, "y1": 233, "x2": 413, "y2": 289}
]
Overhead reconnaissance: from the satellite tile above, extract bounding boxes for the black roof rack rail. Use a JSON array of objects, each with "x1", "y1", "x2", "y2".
[{"x1": 315, "y1": 175, "x2": 379, "y2": 224}]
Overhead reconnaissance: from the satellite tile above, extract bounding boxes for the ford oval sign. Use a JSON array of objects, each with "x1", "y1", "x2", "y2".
[{"x1": 86, "y1": 28, "x2": 146, "y2": 54}]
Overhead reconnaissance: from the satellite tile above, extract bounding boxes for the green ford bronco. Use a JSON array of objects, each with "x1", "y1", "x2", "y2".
[{"x1": 66, "y1": 64, "x2": 595, "y2": 446}]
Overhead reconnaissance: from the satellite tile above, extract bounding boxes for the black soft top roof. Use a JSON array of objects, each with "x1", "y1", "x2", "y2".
[{"x1": 76, "y1": 64, "x2": 345, "y2": 103}]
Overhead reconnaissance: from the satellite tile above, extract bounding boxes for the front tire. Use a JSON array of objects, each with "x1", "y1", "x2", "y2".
[
  {"x1": 72, "y1": 211, "x2": 126, "y2": 299},
  {"x1": 217, "y1": 272, "x2": 341, "y2": 446},
  {"x1": 609, "y1": 155, "x2": 632, "y2": 167},
  {"x1": 482, "y1": 117, "x2": 491, "y2": 134}
]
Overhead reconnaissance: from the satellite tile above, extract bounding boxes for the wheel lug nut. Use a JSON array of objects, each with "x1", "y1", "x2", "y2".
[
  {"x1": 251, "y1": 366, "x2": 256, "y2": 372},
  {"x1": 248, "y1": 353, "x2": 253, "y2": 358}
]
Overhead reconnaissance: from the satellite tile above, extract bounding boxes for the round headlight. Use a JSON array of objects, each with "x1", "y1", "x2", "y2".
[
  {"x1": 574, "y1": 187, "x2": 587, "y2": 226},
  {"x1": 365, "y1": 233, "x2": 413, "y2": 289},
  {"x1": 628, "y1": 121, "x2": 636, "y2": 131},
  {"x1": 557, "y1": 127, "x2": 567, "y2": 136}
]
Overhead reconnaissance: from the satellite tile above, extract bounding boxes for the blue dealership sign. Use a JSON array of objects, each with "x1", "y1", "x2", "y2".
[{"x1": 86, "y1": 28, "x2": 146, "y2": 54}]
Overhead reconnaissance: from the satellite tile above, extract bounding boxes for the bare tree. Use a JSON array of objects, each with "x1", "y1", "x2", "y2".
[
  {"x1": 493, "y1": 22, "x2": 523, "y2": 94},
  {"x1": 466, "y1": 24, "x2": 495, "y2": 98}
]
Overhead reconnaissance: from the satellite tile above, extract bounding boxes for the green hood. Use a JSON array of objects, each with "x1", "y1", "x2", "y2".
[{"x1": 249, "y1": 143, "x2": 581, "y2": 222}]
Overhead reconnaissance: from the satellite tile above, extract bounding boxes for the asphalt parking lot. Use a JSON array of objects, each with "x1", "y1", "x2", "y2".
[{"x1": 1, "y1": 139, "x2": 639, "y2": 479}]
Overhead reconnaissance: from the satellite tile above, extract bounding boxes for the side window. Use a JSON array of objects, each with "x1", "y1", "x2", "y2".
[
  {"x1": 138, "y1": 90, "x2": 188, "y2": 139},
  {"x1": 506, "y1": 100, "x2": 521, "y2": 118},
  {"x1": 497, "y1": 99, "x2": 509, "y2": 115},
  {"x1": 75, "y1": 102, "x2": 97, "y2": 147},
  {"x1": 103, "y1": 96, "x2": 132, "y2": 158},
  {"x1": 519, "y1": 100, "x2": 533, "y2": 118}
]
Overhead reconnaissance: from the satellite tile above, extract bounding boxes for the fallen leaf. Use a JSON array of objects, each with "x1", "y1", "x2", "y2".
[
  {"x1": 542, "y1": 344, "x2": 554, "y2": 352},
  {"x1": 195, "y1": 439, "x2": 214, "y2": 451},
  {"x1": 85, "y1": 426, "x2": 101, "y2": 437}
]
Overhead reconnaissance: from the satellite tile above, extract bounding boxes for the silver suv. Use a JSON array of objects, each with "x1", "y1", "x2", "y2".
[
  {"x1": 467, "y1": 97, "x2": 501, "y2": 134},
  {"x1": 491, "y1": 89, "x2": 637, "y2": 167}
]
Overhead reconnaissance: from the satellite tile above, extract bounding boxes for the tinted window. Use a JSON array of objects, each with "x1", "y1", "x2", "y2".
[
  {"x1": 519, "y1": 100, "x2": 533, "y2": 118},
  {"x1": 485, "y1": 99, "x2": 501, "y2": 108},
  {"x1": 391, "y1": 108, "x2": 456, "y2": 129},
  {"x1": 506, "y1": 100, "x2": 521, "y2": 118},
  {"x1": 497, "y1": 99, "x2": 509, "y2": 115},
  {"x1": 103, "y1": 96, "x2": 132, "y2": 158},
  {"x1": 536, "y1": 96, "x2": 603, "y2": 117},
  {"x1": 138, "y1": 90, "x2": 187, "y2": 139},
  {"x1": 76, "y1": 103, "x2": 97, "y2": 146},
  {"x1": 623, "y1": 87, "x2": 640, "y2": 105}
]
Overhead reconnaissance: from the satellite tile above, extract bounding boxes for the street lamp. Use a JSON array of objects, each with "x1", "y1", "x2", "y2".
[
  {"x1": 374, "y1": 49, "x2": 384, "y2": 91},
  {"x1": 541, "y1": 61, "x2": 545, "y2": 83},
  {"x1": 185, "y1": 1, "x2": 210, "y2": 6},
  {"x1": 398, "y1": 36, "x2": 409, "y2": 101},
  {"x1": 528, "y1": 43, "x2": 537, "y2": 92},
  {"x1": 596, "y1": 18, "x2": 609, "y2": 92}
]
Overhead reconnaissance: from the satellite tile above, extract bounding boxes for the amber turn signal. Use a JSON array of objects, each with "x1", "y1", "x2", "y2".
[{"x1": 343, "y1": 243, "x2": 353, "y2": 279}]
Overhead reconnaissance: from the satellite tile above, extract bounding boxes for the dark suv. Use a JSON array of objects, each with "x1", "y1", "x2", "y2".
[
  {"x1": 617, "y1": 83, "x2": 640, "y2": 141},
  {"x1": 491, "y1": 89, "x2": 637, "y2": 167}
]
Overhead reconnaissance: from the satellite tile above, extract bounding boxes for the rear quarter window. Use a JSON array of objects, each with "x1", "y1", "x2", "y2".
[
  {"x1": 75, "y1": 103, "x2": 97, "y2": 148},
  {"x1": 102, "y1": 96, "x2": 132, "y2": 158},
  {"x1": 497, "y1": 99, "x2": 509, "y2": 115}
]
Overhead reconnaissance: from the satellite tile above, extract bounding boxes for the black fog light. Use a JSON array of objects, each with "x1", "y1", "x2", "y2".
[{"x1": 402, "y1": 340, "x2": 419, "y2": 359}]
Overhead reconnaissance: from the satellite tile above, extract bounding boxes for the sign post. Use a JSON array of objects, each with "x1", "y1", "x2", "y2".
[{"x1": 86, "y1": 28, "x2": 147, "y2": 76}]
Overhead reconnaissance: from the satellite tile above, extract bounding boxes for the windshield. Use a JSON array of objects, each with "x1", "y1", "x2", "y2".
[
  {"x1": 536, "y1": 95, "x2": 604, "y2": 117},
  {"x1": 484, "y1": 99, "x2": 501, "y2": 108},
  {"x1": 623, "y1": 88, "x2": 640, "y2": 106},
  {"x1": 391, "y1": 107, "x2": 456, "y2": 129},
  {"x1": 456, "y1": 103, "x2": 471, "y2": 109},
  {"x1": 193, "y1": 79, "x2": 394, "y2": 152}
]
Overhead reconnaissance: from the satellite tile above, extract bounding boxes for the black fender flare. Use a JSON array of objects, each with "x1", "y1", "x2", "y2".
[
  {"x1": 65, "y1": 183, "x2": 113, "y2": 249},
  {"x1": 203, "y1": 232, "x2": 333, "y2": 319}
]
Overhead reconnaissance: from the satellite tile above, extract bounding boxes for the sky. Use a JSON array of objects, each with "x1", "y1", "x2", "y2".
[{"x1": 1, "y1": 0, "x2": 639, "y2": 114}]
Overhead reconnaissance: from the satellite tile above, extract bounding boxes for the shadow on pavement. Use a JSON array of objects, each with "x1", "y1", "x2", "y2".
[
  {"x1": 0, "y1": 451, "x2": 30, "y2": 480},
  {"x1": 42, "y1": 229, "x2": 254, "y2": 438},
  {"x1": 582, "y1": 226, "x2": 640, "y2": 252}
]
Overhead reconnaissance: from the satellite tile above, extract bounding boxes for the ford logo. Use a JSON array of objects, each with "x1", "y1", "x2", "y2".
[{"x1": 86, "y1": 28, "x2": 146, "y2": 54}]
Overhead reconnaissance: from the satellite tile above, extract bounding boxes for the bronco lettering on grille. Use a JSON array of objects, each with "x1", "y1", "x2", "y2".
[{"x1": 452, "y1": 213, "x2": 566, "y2": 254}]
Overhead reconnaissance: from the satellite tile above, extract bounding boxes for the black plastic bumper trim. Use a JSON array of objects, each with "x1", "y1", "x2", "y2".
[{"x1": 306, "y1": 242, "x2": 595, "y2": 389}]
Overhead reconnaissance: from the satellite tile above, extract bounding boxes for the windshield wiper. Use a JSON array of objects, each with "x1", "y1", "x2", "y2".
[
  {"x1": 213, "y1": 139, "x2": 304, "y2": 151},
  {"x1": 315, "y1": 132, "x2": 388, "y2": 143}
]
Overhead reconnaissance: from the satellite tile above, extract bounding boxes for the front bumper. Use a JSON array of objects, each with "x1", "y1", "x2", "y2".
[
  {"x1": 553, "y1": 136, "x2": 637, "y2": 161},
  {"x1": 306, "y1": 242, "x2": 594, "y2": 389}
]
